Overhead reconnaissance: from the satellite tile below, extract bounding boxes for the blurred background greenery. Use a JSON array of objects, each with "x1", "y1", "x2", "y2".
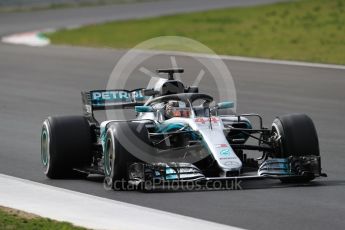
[{"x1": 47, "y1": 0, "x2": 345, "y2": 64}]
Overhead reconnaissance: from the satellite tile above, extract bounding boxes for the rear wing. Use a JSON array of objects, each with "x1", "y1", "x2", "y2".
[{"x1": 81, "y1": 89, "x2": 148, "y2": 117}]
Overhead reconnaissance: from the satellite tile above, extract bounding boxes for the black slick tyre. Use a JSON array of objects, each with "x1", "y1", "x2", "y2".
[
  {"x1": 41, "y1": 116, "x2": 92, "y2": 179},
  {"x1": 271, "y1": 113, "x2": 319, "y2": 183}
]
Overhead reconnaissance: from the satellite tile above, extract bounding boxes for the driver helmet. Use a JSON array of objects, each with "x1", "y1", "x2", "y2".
[{"x1": 165, "y1": 100, "x2": 191, "y2": 118}]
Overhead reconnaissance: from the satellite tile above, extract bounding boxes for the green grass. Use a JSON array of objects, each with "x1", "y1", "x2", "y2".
[
  {"x1": 47, "y1": 0, "x2": 345, "y2": 65},
  {"x1": 0, "y1": 206, "x2": 87, "y2": 230}
]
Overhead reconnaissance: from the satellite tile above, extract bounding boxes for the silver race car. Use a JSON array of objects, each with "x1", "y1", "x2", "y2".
[{"x1": 41, "y1": 68, "x2": 326, "y2": 190}]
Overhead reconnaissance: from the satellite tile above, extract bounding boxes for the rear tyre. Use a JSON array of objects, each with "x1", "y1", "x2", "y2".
[
  {"x1": 271, "y1": 113, "x2": 319, "y2": 183},
  {"x1": 41, "y1": 116, "x2": 92, "y2": 179}
]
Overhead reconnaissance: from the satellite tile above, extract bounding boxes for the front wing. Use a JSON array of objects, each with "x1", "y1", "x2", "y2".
[{"x1": 126, "y1": 156, "x2": 326, "y2": 191}]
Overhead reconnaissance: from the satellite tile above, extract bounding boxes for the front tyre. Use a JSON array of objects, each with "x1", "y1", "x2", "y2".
[
  {"x1": 271, "y1": 113, "x2": 320, "y2": 183},
  {"x1": 41, "y1": 116, "x2": 92, "y2": 179},
  {"x1": 104, "y1": 122, "x2": 150, "y2": 190}
]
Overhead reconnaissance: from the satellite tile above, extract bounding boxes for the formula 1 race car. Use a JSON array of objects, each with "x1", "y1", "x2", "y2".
[{"x1": 41, "y1": 68, "x2": 326, "y2": 190}]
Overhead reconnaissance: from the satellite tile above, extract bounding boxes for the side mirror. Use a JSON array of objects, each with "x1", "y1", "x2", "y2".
[
  {"x1": 185, "y1": 86, "x2": 199, "y2": 93},
  {"x1": 217, "y1": 101, "x2": 234, "y2": 109},
  {"x1": 143, "y1": 88, "x2": 159, "y2": 96},
  {"x1": 135, "y1": 106, "x2": 154, "y2": 113}
]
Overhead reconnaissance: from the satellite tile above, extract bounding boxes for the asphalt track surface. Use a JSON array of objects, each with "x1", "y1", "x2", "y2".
[
  {"x1": 0, "y1": 1, "x2": 345, "y2": 230},
  {"x1": 0, "y1": 0, "x2": 284, "y2": 36}
]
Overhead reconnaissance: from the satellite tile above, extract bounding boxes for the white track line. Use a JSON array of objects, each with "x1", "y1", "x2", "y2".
[
  {"x1": 218, "y1": 55, "x2": 345, "y2": 70},
  {"x1": 0, "y1": 174, "x2": 243, "y2": 230},
  {"x1": 129, "y1": 49, "x2": 345, "y2": 70}
]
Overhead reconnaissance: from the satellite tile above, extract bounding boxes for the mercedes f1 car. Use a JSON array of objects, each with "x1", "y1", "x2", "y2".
[{"x1": 41, "y1": 68, "x2": 326, "y2": 190}]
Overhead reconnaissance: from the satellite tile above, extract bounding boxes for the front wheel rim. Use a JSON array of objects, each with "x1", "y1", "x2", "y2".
[
  {"x1": 104, "y1": 135, "x2": 115, "y2": 177},
  {"x1": 271, "y1": 123, "x2": 284, "y2": 157}
]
